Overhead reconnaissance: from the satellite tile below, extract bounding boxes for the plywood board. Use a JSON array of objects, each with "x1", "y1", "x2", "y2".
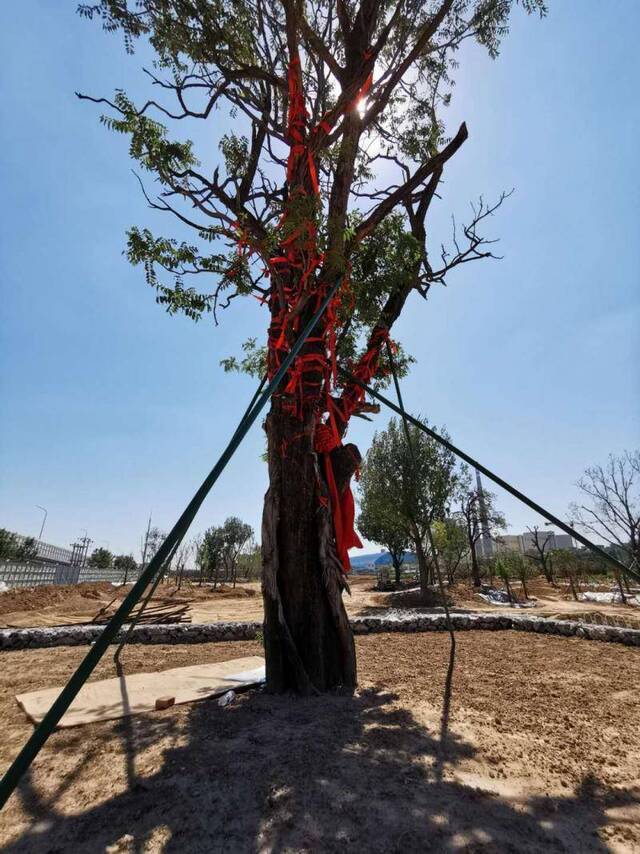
[{"x1": 16, "y1": 656, "x2": 265, "y2": 728}]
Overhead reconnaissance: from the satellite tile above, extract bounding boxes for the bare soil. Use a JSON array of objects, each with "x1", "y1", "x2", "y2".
[
  {"x1": 0, "y1": 632, "x2": 638, "y2": 852},
  {"x1": 0, "y1": 582, "x2": 114, "y2": 619},
  {"x1": 2, "y1": 574, "x2": 637, "y2": 630},
  {"x1": 0, "y1": 582, "x2": 262, "y2": 629}
]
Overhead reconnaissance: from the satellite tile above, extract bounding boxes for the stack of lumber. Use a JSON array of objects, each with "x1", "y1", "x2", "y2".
[{"x1": 90, "y1": 597, "x2": 191, "y2": 625}]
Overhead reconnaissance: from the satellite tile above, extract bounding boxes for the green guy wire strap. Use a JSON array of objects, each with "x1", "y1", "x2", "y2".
[
  {"x1": 115, "y1": 371, "x2": 267, "y2": 654},
  {"x1": 113, "y1": 374, "x2": 270, "y2": 659},
  {"x1": 0, "y1": 282, "x2": 341, "y2": 811},
  {"x1": 340, "y1": 368, "x2": 640, "y2": 585}
]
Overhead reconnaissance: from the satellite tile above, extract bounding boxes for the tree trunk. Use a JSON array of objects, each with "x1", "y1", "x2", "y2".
[
  {"x1": 568, "y1": 573, "x2": 578, "y2": 601},
  {"x1": 412, "y1": 528, "x2": 429, "y2": 597},
  {"x1": 504, "y1": 575, "x2": 513, "y2": 604},
  {"x1": 262, "y1": 401, "x2": 357, "y2": 695},
  {"x1": 469, "y1": 539, "x2": 482, "y2": 588},
  {"x1": 614, "y1": 570, "x2": 626, "y2": 605},
  {"x1": 389, "y1": 553, "x2": 402, "y2": 586}
]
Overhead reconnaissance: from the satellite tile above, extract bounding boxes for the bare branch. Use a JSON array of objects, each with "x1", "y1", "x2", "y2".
[{"x1": 353, "y1": 122, "x2": 468, "y2": 243}]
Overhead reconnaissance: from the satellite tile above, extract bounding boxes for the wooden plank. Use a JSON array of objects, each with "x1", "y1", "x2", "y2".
[{"x1": 16, "y1": 656, "x2": 265, "y2": 728}]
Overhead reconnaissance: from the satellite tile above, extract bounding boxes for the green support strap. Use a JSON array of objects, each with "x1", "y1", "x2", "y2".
[
  {"x1": 340, "y1": 367, "x2": 640, "y2": 585},
  {"x1": 113, "y1": 375, "x2": 270, "y2": 660},
  {"x1": 0, "y1": 280, "x2": 342, "y2": 811}
]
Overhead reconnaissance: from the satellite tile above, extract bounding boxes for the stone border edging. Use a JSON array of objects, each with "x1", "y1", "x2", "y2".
[
  {"x1": 0, "y1": 621, "x2": 262, "y2": 651},
  {"x1": 1, "y1": 613, "x2": 639, "y2": 651}
]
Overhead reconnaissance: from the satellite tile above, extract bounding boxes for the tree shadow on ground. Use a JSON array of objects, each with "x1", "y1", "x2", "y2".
[{"x1": 5, "y1": 664, "x2": 636, "y2": 854}]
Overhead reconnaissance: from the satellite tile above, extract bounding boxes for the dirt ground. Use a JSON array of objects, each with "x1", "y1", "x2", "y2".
[
  {"x1": 0, "y1": 632, "x2": 638, "y2": 852},
  {"x1": 1, "y1": 574, "x2": 638, "y2": 629},
  {"x1": 0, "y1": 581, "x2": 262, "y2": 628}
]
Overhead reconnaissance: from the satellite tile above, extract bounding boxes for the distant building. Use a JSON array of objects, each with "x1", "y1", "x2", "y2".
[
  {"x1": 494, "y1": 530, "x2": 574, "y2": 555},
  {"x1": 494, "y1": 534, "x2": 521, "y2": 554}
]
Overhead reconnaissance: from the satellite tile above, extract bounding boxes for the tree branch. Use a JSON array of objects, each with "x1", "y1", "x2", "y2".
[{"x1": 353, "y1": 122, "x2": 468, "y2": 243}]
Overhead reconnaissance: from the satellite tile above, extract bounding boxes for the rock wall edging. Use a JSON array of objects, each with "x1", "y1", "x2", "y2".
[{"x1": 1, "y1": 614, "x2": 639, "y2": 651}]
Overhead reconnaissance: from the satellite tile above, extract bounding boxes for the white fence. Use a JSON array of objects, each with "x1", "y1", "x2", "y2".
[
  {"x1": 0, "y1": 562, "x2": 140, "y2": 589},
  {"x1": 11, "y1": 534, "x2": 75, "y2": 564}
]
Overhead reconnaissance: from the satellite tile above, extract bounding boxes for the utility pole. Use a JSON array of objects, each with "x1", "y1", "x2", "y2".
[
  {"x1": 35, "y1": 505, "x2": 48, "y2": 543},
  {"x1": 78, "y1": 531, "x2": 93, "y2": 567},
  {"x1": 140, "y1": 514, "x2": 153, "y2": 572}
]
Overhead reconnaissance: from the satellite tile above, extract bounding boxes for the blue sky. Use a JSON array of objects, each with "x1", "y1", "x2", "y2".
[{"x1": 1, "y1": 1, "x2": 638, "y2": 558}]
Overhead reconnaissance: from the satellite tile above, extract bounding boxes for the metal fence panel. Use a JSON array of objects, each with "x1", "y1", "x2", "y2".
[
  {"x1": 0, "y1": 563, "x2": 59, "y2": 588},
  {"x1": 11, "y1": 535, "x2": 74, "y2": 565},
  {"x1": 0, "y1": 563, "x2": 139, "y2": 589}
]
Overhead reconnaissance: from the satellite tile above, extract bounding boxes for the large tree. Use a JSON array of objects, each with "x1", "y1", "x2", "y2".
[
  {"x1": 0, "y1": 532, "x2": 39, "y2": 563},
  {"x1": 432, "y1": 515, "x2": 469, "y2": 584},
  {"x1": 80, "y1": 0, "x2": 545, "y2": 693},
  {"x1": 114, "y1": 553, "x2": 138, "y2": 583},
  {"x1": 358, "y1": 477, "x2": 412, "y2": 586},
  {"x1": 0, "y1": 529, "x2": 18, "y2": 561},
  {"x1": 198, "y1": 526, "x2": 225, "y2": 585},
  {"x1": 220, "y1": 516, "x2": 254, "y2": 587},
  {"x1": 358, "y1": 417, "x2": 459, "y2": 594},
  {"x1": 198, "y1": 517, "x2": 254, "y2": 585},
  {"x1": 570, "y1": 451, "x2": 640, "y2": 570},
  {"x1": 88, "y1": 547, "x2": 114, "y2": 569}
]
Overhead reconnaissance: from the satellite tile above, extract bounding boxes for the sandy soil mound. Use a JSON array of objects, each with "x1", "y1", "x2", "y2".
[
  {"x1": 0, "y1": 582, "x2": 262, "y2": 628},
  {"x1": 141, "y1": 583, "x2": 260, "y2": 601},
  {"x1": 0, "y1": 582, "x2": 114, "y2": 617},
  {"x1": 0, "y1": 632, "x2": 638, "y2": 852},
  {"x1": 202, "y1": 584, "x2": 259, "y2": 599}
]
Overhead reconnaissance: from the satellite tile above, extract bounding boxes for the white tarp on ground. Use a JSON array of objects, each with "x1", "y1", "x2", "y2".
[
  {"x1": 476, "y1": 588, "x2": 537, "y2": 608},
  {"x1": 16, "y1": 655, "x2": 265, "y2": 728},
  {"x1": 580, "y1": 591, "x2": 640, "y2": 607}
]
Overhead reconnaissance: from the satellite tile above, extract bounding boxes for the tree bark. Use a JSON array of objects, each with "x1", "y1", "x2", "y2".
[
  {"x1": 614, "y1": 570, "x2": 627, "y2": 605},
  {"x1": 392, "y1": 556, "x2": 402, "y2": 586},
  {"x1": 412, "y1": 528, "x2": 430, "y2": 597},
  {"x1": 261, "y1": 400, "x2": 357, "y2": 695},
  {"x1": 568, "y1": 573, "x2": 578, "y2": 601},
  {"x1": 504, "y1": 575, "x2": 514, "y2": 605},
  {"x1": 469, "y1": 538, "x2": 482, "y2": 588}
]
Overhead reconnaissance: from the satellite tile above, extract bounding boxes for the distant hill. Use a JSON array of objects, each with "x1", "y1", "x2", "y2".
[
  {"x1": 349, "y1": 552, "x2": 385, "y2": 569},
  {"x1": 349, "y1": 551, "x2": 417, "y2": 571}
]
